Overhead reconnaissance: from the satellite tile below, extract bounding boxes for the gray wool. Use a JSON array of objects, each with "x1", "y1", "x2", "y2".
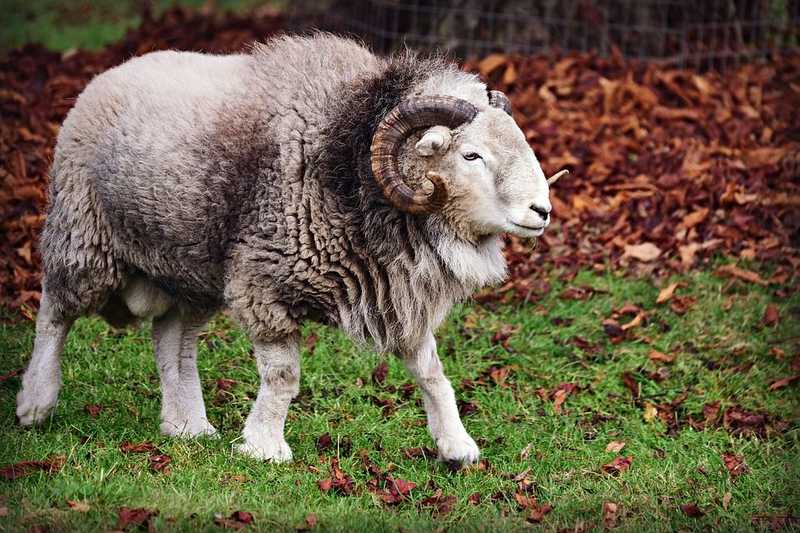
[{"x1": 41, "y1": 34, "x2": 506, "y2": 353}]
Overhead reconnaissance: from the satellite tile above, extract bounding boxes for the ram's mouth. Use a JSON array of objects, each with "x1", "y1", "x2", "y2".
[{"x1": 508, "y1": 221, "x2": 545, "y2": 236}]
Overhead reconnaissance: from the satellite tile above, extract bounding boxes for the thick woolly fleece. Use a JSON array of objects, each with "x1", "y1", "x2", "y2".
[{"x1": 42, "y1": 34, "x2": 506, "y2": 352}]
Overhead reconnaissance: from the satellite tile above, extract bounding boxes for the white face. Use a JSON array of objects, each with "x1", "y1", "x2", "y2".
[{"x1": 415, "y1": 108, "x2": 552, "y2": 239}]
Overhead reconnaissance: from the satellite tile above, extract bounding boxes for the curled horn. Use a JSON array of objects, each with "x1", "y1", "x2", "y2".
[
  {"x1": 370, "y1": 96, "x2": 478, "y2": 214},
  {"x1": 488, "y1": 90, "x2": 513, "y2": 116}
]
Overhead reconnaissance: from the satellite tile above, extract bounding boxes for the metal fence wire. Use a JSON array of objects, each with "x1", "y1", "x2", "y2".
[{"x1": 300, "y1": 0, "x2": 799, "y2": 69}]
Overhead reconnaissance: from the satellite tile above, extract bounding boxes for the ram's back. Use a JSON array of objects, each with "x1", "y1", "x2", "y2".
[
  {"x1": 46, "y1": 35, "x2": 384, "y2": 307},
  {"x1": 48, "y1": 51, "x2": 252, "y2": 298}
]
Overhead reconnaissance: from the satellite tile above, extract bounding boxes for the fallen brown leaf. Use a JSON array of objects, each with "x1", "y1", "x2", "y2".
[
  {"x1": 318, "y1": 457, "x2": 354, "y2": 496},
  {"x1": 304, "y1": 333, "x2": 319, "y2": 353},
  {"x1": 520, "y1": 442, "x2": 534, "y2": 460},
  {"x1": 526, "y1": 501, "x2": 553, "y2": 523},
  {"x1": 216, "y1": 378, "x2": 237, "y2": 391},
  {"x1": 372, "y1": 360, "x2": 388, "y2": 386},
  {"x1": 0, "y1": 368, "x2": 23, "y2": 383},
  {"x1": 621, "y1": 372, "x2": 639, "y2": 399},
  {"x1": 602, "y1": 318, "x2": 623, "y2": 338},
  {"x1": 402, "y1": 446, "x2": 437, "y2": 460},
  {"x1": 605, "y1": 441, "x2": 626, "y2": 453},
  {"x1": 603, "y1": 501, "x2": 619, "y2": 528},
  {"x1": 762, "y1": 305, "x2": 780, "y2": 327},
  {"x1": 0, "y1": 455, "x2": 65, "y2": 481},
  {"x1": 715, "y1": 264, "x2": 767, "y2": 285},
  {"x1": 768, "y1": 374, "x2": 800, "y2": 391},
  {"x1": 669, "y1": 295, "x2": 696, "y2": 315},
  {"x1": 656, "y1": 282, "x2": 679, "y2": 304},
  {"x1": 316, "y1": 433, "x2": 333, "y2": 452},
  {"x1": 478, "y1": 53, "x2": 508, "y2": 77},
  {"x1": 84, "y1": 403, "x2": 103, "y2": 417},
  {"x1": 680, "y1": 503, "x2": 705, "y2": 518},
  {"x1": 66, "y1": 499, "x2": 90, "y2": 512},
  {"x1": 602, "y1": 456, "x2": 633, "y2": 476},
  {"x1": 458, "y1": 400, "x2": 479, "y2": 417},
  {"x1": 680, "y1": 207, "x2": 709, "y2": 229},
  {"x1": 621, "y1": 312, "x2": 644, "y2": 331},
  {"x1": 721, "y1": 452, "x2": 748, "y2": 479},
  {"x1": 723, "y1": 406, "x2": 768, "y2": 437},
  {"x1": 420, "y1": 489, "x2": 457, "y2": 516},
  {"x1": 492, "y1": 324, "x2": 518, "y2": 349},
  {"x1": 548, "y1": 382, "x2": 579, "y2": 414},
  {"x1": 117, "y1": 507, "x2": 157, "y2": 530},
  {"x1": 643, "y1": 403, "x2": 658, "y2": 422},
  {"x1": 148, "y1": 453, "x2": 172, "y2": 474},
  {"x1": 119, "y1": 441, "x2": 157, "y2": 454},
  {"x1": 649, "y1": 350, "x2": 675, "y2": 363},
  {"x1": 560, "y1": 286, "x2": 595, "y2": 301},
  {"x1": 214, "y1": 510, "x2": 254, "y2": 529},
  {"x1": 751, "y1": 515, "x2": 800, "y2": 530},
  {"x1": 624, "y1": 242, "x2": 662, "y2": 262}
]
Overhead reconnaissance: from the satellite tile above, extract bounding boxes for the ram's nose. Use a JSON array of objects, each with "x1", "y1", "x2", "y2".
[{"x1": 529, "y1": 202, "x2": 551, "y2": 223}]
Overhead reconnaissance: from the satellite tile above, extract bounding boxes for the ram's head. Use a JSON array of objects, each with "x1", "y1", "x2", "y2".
[{"x1": 371, "y1": 91, "x2": 565, "y2": 241}]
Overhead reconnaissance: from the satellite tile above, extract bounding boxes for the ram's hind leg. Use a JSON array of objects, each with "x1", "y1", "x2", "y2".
[
  {"x1": 17, "y1": 289, "x2": 74, "y2": 425},
  {"x1": 236, "y1": 336, "x2": 299, "y2": 462},
  {"x1": 152, "y1": 307, "x2": 217, "y2": 437}
]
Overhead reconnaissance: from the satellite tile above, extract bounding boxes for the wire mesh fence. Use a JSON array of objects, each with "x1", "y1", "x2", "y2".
[{"x1": 297, "y1": 0, "x2": 799, "y2": 69}]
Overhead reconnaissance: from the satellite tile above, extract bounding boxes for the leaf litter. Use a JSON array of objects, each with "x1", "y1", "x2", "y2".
[{"x1": 2, "y1": 8, "x2": 798, "y2": 313}]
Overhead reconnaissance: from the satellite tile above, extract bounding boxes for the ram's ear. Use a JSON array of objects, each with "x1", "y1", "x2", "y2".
[{"x1": 414, "y1": 126, "x2": 452, "y2": 157}]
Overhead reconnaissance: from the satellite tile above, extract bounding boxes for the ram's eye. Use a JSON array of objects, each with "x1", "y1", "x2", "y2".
[{"x1": 463, "y1": 152, "x2": 482, "y2": 161}]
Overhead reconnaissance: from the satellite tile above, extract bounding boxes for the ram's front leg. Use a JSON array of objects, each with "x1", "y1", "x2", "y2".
[
  {"x1": 236, "y1": 336, "x2": 299, "y2": 463},
  {"x1": 403, "y1": 332, "x2": 480, "y2": 465}
]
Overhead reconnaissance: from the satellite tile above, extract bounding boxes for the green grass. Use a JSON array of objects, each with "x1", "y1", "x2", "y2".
[
  {"x1": 1, "y1": 265, "x2": 798, "y2": 531},
  {"x1": 0, "y1": 0, "x2": 278, "y2": 53}
]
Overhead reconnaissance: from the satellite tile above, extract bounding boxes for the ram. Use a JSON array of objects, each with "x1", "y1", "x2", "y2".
[{"x1": 17, "y1": 34, "x2": 561, "y2": 465}]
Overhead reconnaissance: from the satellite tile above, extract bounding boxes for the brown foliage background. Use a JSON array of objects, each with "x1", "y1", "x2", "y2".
[{"x1": 1, "y1": 7, "x2": 798, "y2": 314}]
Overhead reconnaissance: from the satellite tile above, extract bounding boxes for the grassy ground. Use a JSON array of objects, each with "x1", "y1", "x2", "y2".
[{"x1": 1, "y1": 264, "x2": 798, "y2": 531}]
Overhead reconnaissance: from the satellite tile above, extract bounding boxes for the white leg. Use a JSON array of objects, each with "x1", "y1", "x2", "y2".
[
  {"x1": 152, "y1": 308, "x2": 216, "y2": 437},
  {"x1": 17, "y1": 291, "x2": 73, "y2": 425},
  {"x1": 235, "y1": 337, "x2": 298, "y2": 462},
  {"x1": 403, "y1": 332, "x2": 480, "y2": 464}
]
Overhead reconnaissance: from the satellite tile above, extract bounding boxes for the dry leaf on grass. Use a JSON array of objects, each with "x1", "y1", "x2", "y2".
[
  {"x1": 656, "y1": 282, "x2": 679, "y2": 304},
  {"x1": 117, "y1": 507, "x2": 157, "y2": 530},
  {"x1": 623, "y1": 242, "x2": 662, "y2": 262},
  {"x1": 214, "y1": 510, "x2": 254, "y2": 529},
  {"x1": 0, "y1": 455, "x2": 65, "y2": 481},
  {"x1": 649, "y1": 350, "x2": 676, "y2": 363},
  {"x1": 603, "y1": 501, "x2": 619, "y2": 528},
  {"x1": 714, "y1": 264, "x2": 768, "y2": 286},
  {"x1": 768, "y1": 375, "x2": 800, "y2": 391},
  {"x1": 680, "y1": 503, "x2": 705, "y2": 518},
  {"x1": 602, "y1": 456, "x2": 633, "y2": 476},
  {"x1": 762, "y1": 305, "x2": 780, "y2": 327},
  {"x1": 66, "y1": 500, "x2": 90, "y2": 512},
  {"x1": 721, "y1": 452, "x2": 748, "y2": 478},
  {"x1": 605, "y1": 441, "x2": 626, "y2": 453},
  {"x1": 371, "y1": 360, "x2": 388, "y2": 386}
]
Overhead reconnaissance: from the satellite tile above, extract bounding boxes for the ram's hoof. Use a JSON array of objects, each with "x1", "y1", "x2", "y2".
[
  {"x1": 235, "y1": 439, "x2": 293, "y2": 463},
  {"x1": 16, "y1": 389, "x2": 58, "y2": 426},
  {"x1": 436, "y1": 433, "x2": 480, "y2": 465},
  {"x1": 160, "y1": 419, "x2": 219, "y2": 438}
]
